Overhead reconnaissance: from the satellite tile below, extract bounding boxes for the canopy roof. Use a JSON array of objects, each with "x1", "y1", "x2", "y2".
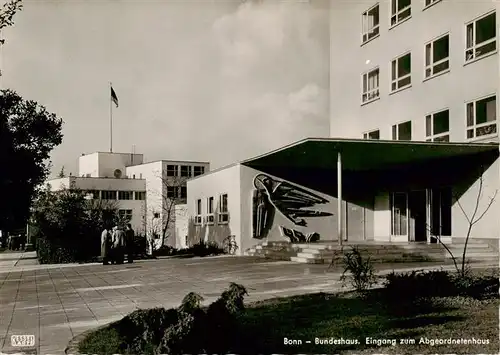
[{"x1": 241, "y1": 138, "x2": 499, "y2": 172}]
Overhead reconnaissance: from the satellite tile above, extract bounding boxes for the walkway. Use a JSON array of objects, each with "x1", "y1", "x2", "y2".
[{"x1": 0, "y1": 252, "x2": 496, "y2": 354}]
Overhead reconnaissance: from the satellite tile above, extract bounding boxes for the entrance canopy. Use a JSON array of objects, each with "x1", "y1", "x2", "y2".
[{"x1": 242, "y1": 138, "x2": 499, "y2": 172}]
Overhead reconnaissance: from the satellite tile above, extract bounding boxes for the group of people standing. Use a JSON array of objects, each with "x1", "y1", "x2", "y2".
[{"x1": 101, "y1": 223, "x2": 135, "y2": 265}]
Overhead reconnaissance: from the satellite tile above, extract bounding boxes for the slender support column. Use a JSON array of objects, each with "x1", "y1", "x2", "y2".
[{"x1": 337, "y1": 151, "x2": 343, "y2": 246}]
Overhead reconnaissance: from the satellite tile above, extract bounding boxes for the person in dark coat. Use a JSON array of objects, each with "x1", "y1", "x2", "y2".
[
  {"x1": 125, "y1": 224, "x2": 135, "y2": 263},
  {"x1": 101, "y1": 226, "x2": 112, "y2": 265}
]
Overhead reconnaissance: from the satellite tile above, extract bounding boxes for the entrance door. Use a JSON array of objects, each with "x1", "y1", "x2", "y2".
[
  {"x1": 409, "y1": 190, "x2": 428, "y2": 242},
  {"x1": 346, "y1": 202, "x2": 366, "y2": 241},
  {"x1": 391, "y1": 192, "x2": 408, "y2": 239},
  {"x1": 429, "y1": 187, "x2": 452, "y2": 243}
]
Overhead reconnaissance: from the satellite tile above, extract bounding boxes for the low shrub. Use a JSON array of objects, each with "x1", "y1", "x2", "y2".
[
  {"x1": 190, "y1": 240, "x2": 225, "y2": 257},
  {"x1": 116, "y1": 307, "x2": 180, "y2": 354},
  {"x1": 77, "y1": 326, "x2": 125, "y2": 355},
  {"x1": 384, "y1": 269, "x2": 499, "y2": 304},
  {"x1": 384, "y1": 269, "x2": 454, "y2": 303},
  {"x1": 339, "y1": 246, "x2": 378, "y2": 293},
  {"x1": 153, "y1": 245, "x2": 177, "y2": 257},
  {"x1": 151, "y1": 241, "x2": 226, "y2": 258},
  {"x1": 453, "y1": 274, "x2": 499, "y2": 300},
  {"x1": 36, "y1": 237, "x2": 90, "y2": 264},
  {"x1": 202, "y1": 283, "x2": 248, "y2": 353},
  {"x1": 133, "y1": 234, "x2": 148, "y2": 255},
  {"x1": 78, "y1": 283, "x2": 249, "y2": 355}
]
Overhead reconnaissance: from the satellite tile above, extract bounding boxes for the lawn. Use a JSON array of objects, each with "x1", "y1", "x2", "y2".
[
  {"x1": 238, "y1": 291, "x2": 499, "y2": 354},
  {"x1": 78, "y1": 268, "x2": 499, "y2": 355}
]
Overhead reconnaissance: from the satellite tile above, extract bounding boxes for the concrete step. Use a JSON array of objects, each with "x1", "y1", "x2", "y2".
[
  {"x1": 448, "y1": 244, "x2": 491, "y2": 249},
  {"x1": 445, "y1": 252, "x2": 499, "y2": 259},
  {"x1": 290, "y1": 256, "x2": 324, "y2": 264}
]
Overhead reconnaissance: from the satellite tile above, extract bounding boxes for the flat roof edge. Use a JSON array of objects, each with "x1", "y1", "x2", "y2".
[{"x1": 241, "y1": 137, "x2": 500, "y2": 165}]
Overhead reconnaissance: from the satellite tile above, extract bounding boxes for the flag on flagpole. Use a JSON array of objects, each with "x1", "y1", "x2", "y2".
[{"x1": 111, "y1": 86, "x2": 119, "y2": 108}]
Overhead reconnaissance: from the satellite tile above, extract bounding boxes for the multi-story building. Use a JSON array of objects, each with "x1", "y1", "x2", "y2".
[
  {"x1": 48, "y1": 152, "x2": 209, "y2": 248},
  {"x1": 327, "y1": 0, "x2": 499, "y2": 243},
  {"x1": 184, "y1": 0, "x2": 499, "y2": 255},
  {"x1": 48, "y1": 152, "x2": 147, "y2": 232},
  {"x1": 330, "y1": 0, "x2": 498, "y2": 143},
  {"x1": 126, "y1": 160, "x2": 209, "y2": 248}
]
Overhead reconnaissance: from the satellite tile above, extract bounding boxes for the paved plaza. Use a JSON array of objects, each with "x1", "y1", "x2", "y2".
[{"x1": 0, "y1": 251, "x2": 496, "y2": 354}]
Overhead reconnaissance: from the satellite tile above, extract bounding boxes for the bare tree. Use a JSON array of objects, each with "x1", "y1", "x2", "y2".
[
  {"x1": 159, "y1": 174, "x2": 187, "y2": 246},
  {"x1": 430, "y1": 166, "x2": 497, "y2": 277}
]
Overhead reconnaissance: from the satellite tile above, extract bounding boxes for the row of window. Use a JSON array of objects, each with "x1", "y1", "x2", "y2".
[
  {"x1": 363, "y1": 94, "x2": 497, "y2": 141},
  {"x1": 86, "y1": 190, "x2": 146, "y2": 201},
  {"x1": 166, "y1": 186, "x2": 188, "y2": 199},
  {"x1": 362, "y1": 0, "x2": 496, "y2": 58},
  {"x1": 362, "y1": 10, "x2": 496, "y2": 104},
  {"x1": 363, "y1": 0, "x2": 437, "y2": 44},
  {"x1": 194, "y1": 194, "x2": 229, "y2": 225},
  {"x1": 166, "y1": 165, "x2": 205, "y2": 177}
]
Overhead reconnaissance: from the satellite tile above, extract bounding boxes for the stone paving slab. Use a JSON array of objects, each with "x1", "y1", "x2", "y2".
[{"x1": 0, "y1": 254, "x2": 497, "y2": 354}]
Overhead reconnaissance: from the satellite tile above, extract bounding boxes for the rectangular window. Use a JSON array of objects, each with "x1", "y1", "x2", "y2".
[
  {"x1": 180, "y1": 165, "x2": 191, "y2": 177},
  {"x1": 425, "y1": 109, "x2": 450, "y2": 142},
  {"x1": 118, "y1": 209, "x2": 133, "y2": 223},
  {"x1": 466, "y1": 95, "x2": 497, "y2": 139},
  {"x1": 363, "y1": 130, "x2": 380, "y2": 139},
  {"x1": 193, "y1": 166, "x2": 205, "y2": 177},
  {"x1": 206, "y1": 197, "x2": 214, "y2": 225},
  {"x1": 362, "y1": 4, "x2": 380, "y2": 43},
  {"x1": 194, "y1": 199, "x2": 202, "y2": 225},
  {"x1": 466, "y1": 11, "x2": 496, "y2": 62},
  {"x1": 424, "y1": 0, "x2": 441, "y2": 8},
  {"x1": 362, "y1": 67, "x2": 380, "y2": 103},
  {"x1": 392, "y1": 121, "x2": 412, "y2": 140},
  {"x1": 167, "y1": 186, "x2": 178, "y2": 199},
  {"x1": 391, "y1": 52, "x2": 411, "y2": 91},
  {"x1": 134, "y1": 191, "x2": 146, "y2": 200},
  {"x1": 180, "y1": 186, "x2": 187, "y2": 199},
  {"x1": 101, "y1": 190, "x2": 117, "y2": 200},
  {"x1": 118, "y1": 191, "x2": 133, "y2": 200},
  {"x1": 166, "y1": 165, "x2": 178, "y2": 177},
  {"x1": 218, "y1": 194, "x2": 229, "y2": 224},
  {"x1": 390, "y1": 0, "x2": 411, "y2": 27},
  {"x1": 425, "y1": 34, "x2": 449, "y2": 78}
]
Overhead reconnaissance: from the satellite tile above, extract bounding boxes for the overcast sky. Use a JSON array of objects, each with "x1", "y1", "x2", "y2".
[{"x1": 2, "y1": 0, "x2": 330, "y2": 176}]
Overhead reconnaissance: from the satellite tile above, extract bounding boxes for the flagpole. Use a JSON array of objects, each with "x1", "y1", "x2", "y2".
[{"x1": 109, "y1": 81, "x2": 113, "y2": 153}]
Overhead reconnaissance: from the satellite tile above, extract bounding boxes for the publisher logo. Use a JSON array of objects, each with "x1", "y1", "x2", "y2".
[{"x1": 11, "y1": 335, "x2": 35, "y2": 347}]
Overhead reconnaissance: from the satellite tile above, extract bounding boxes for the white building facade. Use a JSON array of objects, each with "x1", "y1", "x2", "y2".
[
  {"x1": 47, "y1": 175, "x2": 147, "y2": 233},
  {"x1": 184, "y1": 1, "x2": 499, "y2": 255},
  {"x1": 329, "y1": 0, "x2": 498, "y2": 142},
  {"x1": 126, "y1": 160, "x2": 210, "y2": 248},
  {"x1": 329, "y1": 0, "x2": 499, "y2": 244},
  {"x1": 48, "y1": 152, "x2": 209, "y2": 248}
]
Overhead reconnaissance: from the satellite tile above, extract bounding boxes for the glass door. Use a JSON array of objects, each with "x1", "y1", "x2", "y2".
[{"x1": 391, "y1": 192, "x2": 408, "y2": 238}]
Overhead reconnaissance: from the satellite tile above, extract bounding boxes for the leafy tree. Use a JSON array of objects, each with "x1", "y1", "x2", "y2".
[
  {"x1": 0, "y1": 0, "x2": 22, "y2": 43},
  {"x1": 32, "y1": 186, "x2": 119, "y2": 263},
  {"x1": 0, "y1": 0, "x2": 23, "y2": 75},
  {"x1": 0, "y1": 89, "x2": 63, "y2": 233}
]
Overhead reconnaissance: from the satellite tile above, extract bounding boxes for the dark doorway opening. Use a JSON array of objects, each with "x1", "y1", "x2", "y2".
[{"x1": 409, "y1": 190, "x2": 428, "y2": 242}]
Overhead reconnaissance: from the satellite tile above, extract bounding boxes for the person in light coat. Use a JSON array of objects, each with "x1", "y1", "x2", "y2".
[
  {"x1": 112, "y1": 225, "x2": 126, "y2": 264},
  {"x1": 101, "y1": 225, "x2": 112, "y2": 265}
]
